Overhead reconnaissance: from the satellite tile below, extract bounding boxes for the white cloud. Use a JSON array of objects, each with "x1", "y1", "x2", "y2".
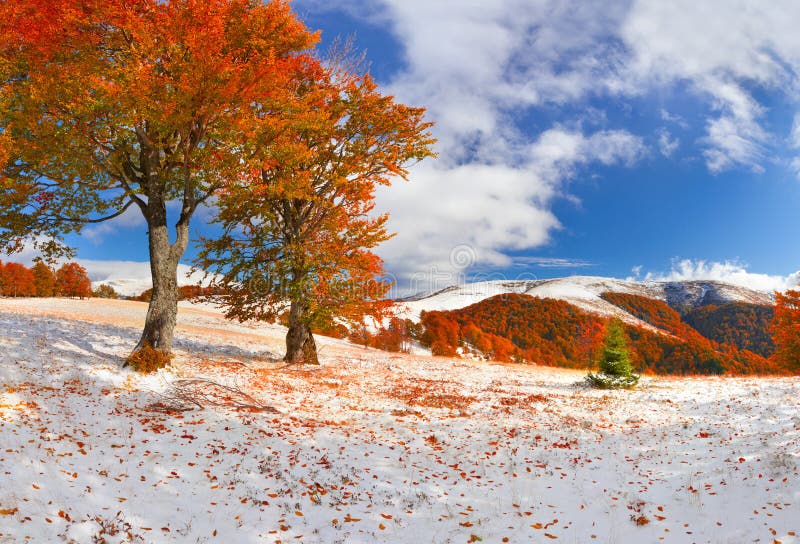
[
  {"x1": 356, "y1": 0, "x2": 800, "y2": 179},
  {"x1": 0, "y1": 243, "x2": 41, "y2": 267},
  {"x1": 622, "y1": 0, "x2": 800, "y2": 173},
  {"x1": 376, "y1": 127, "x2": 644, "y2": 285},
  {"x1": 657, "y1": 129, "x2": 679, "y2": 157},
  {"x1": 788, "y1": 114, "x2": 800, "y2": 179},
  {"x1": 660, "y1": 109, "x2": 687, "y2": 128},
  {"x1": 510, "y1": 256, "x2": 594, "y2": 269},
  {"x1": 295, "y1": 0, "x2": 649, "y2": 285},
  {"x1": 296, "y1": 0, "x2": 800, "y2": 281},
  {"x1": 632, "y1": 259, "x2": 800, "y2": 293},
  {"x1": 790, "y1": 114, "x2": 800, "y2": 149}
]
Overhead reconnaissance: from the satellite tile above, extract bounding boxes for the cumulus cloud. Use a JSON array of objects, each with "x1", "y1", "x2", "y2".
[
  {"x1": 622, "y1": 0, "x2": 800, "y2": 173},
  {"x1": 296, "y1": 0, "x2": 800, "y2": 282},
  {"x1": 298, "y1": 0, "x2": 647, "y2": 284},
  {"x1": 0, "y1": 241, "x2": 43, "y2": 267},
  {"x1": 376, "y1": 127, "x2": 644, "y2": 284},
  {"x1": 630, "y1": 259, "x2": 800, "y2": 293}
]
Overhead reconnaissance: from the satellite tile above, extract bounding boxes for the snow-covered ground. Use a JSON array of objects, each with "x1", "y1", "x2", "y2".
[{"x1": 1, "y1": 298, "x2": 798, "y2": 543}]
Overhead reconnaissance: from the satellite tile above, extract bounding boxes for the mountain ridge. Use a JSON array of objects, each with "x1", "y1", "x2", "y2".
[{"x1": 396, "y1": 275, "x2": 775, "y2": 325}]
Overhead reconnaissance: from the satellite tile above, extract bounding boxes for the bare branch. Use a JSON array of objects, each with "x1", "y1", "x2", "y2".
[{"x1": 56, "y1": 198, "x2": 137, "y2": 224}]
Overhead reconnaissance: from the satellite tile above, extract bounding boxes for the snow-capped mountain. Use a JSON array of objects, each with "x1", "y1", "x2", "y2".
[{"x1": 395, "y1": 276, "x2": 775, "y2": 324}]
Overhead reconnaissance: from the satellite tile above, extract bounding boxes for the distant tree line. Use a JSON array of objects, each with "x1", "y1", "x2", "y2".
[{"x1": 0, "y1": 260, "x2": 111, "y2": 299}]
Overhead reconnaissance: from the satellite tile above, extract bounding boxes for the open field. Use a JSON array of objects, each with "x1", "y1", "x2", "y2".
[{"x1": 1, "y1": 298, "x2": 798, "y2": 543}]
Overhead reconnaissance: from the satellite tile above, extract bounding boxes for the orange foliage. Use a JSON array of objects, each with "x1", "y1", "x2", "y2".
[
  {"x1": 772, "y1": 289, "x2": 800, "y2": 373},
  {"x1": 0, "y1": 0, "x2": 319, "y2": 355},
  {"x1": 134, "y1": 285, "x2": 218, "y2": 302},
  {"x1": 193, "y1": 47, "x2": 434, "y2": 363},
  {"x1": 56, "y1": 262, "x2": 92, "y2": 299},
  {"x1": 601, "y1": 292, "x2": 780, "y2": 374},
  {"x1": 31, "y1": 261, "x2": 56, "y2": 297},
  {"x1": 0, "y1": 261, "x2": 36, "y2": 297},
  {"x1": 0, "y1": 260, "x2": 93, "y2": 298},
  {"x1": 684, "y1": 303, "x2": 774, "y2": 357},
  {"x1": 125, "y1": 343, "x2": 172, "y2": 374},
  {"x1": 418, "y1": 293, "x2": 785, "y2": 375},
  {"x1": 601, "y1": 292, "x2": 704, "y2": 341},
  {"x1": 346, "y1": 318, "x2": 419, "y2": 353}
]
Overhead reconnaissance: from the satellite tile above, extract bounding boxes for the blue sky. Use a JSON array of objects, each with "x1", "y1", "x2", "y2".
[{"x1": 14, "y1": 0, "x2": 800, "y2": 294}]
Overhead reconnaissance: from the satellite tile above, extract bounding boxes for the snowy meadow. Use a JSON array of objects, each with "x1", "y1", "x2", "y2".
[{"x1": 1, "y1": 298, "x2": 799, "y2": 543}]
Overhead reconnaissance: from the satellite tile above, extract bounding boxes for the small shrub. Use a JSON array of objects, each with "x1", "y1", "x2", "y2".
[
  {"x1": 126, "y1": 343, "x2": 172, "y2": 373},
  {"x1": 586, "y1": 319, "x2": 639, "y2": 389},
  {"x1": 92, "y1": 284, "x2": 119, "y2": 299}
]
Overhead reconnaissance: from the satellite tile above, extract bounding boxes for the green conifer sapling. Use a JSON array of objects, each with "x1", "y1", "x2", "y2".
[{"x1": 586, "y1": 320, "x2": 639, "y2": 389}]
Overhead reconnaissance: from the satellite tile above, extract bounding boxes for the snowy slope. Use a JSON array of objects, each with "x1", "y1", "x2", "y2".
[
  {"x1": 1, "y1": 298, "x2": 798, "y2": 543},
  {"x1": 87, "y1": 262, "x2": 211, "y2": 297},
  {"x1": 396, "y1": 276, "x2": 775, "y2": 324}
]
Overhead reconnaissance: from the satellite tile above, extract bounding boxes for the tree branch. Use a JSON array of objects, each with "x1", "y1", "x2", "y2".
[{"x1": 56, "y1": 199, "x2": 136, "y2": 224}]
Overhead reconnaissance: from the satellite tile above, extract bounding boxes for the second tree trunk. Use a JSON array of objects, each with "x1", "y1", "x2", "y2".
[{"x1": 285, "y1": 300, "x2": 319, "y2": 364}]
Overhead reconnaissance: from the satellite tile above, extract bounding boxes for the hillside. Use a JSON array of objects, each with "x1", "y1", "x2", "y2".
[
  {"x1": 394, "y1": 276, "x2": 780, "y2": 375},
  {"x1": 598, "y1": 292, "x2": 777, "y2": 375},
  {"x1": 1, "y1": 298, "x2": 798, "y2": 543},
  {"x1": 684, "y1": 303, "x2": 775, "y2": 357},
  {"x1": 86, "y1": 262, "x2": 211, "y2": 298},
  {"x1": 418, "y1": 294, "x2": 781, "y2": 375},
  {"x1": 397, "y1": 276, "x2": 775, "y2": 323}
]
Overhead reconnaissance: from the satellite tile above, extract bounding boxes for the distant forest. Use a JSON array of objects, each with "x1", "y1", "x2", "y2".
[{"x1": 374, "y1": 292, "x2": 785, "y2": 376}]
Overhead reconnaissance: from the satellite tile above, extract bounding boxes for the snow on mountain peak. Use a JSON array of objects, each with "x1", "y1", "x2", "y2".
[{"x1": 395, "y1": 275, "x2": 774, "y2": 324}]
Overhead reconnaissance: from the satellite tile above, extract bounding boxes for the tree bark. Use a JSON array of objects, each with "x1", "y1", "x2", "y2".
[
  {"x1": 127, "y1": 194, "x2": 190, "y2": 363},
  {"x1": 135, "y1": 222, "x2": 179, "y2": 354},
  {"x1": 285, "y1": 299, "x2": 319, "y2": 365}
]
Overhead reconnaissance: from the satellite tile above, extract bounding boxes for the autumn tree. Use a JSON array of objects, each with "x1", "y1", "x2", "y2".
[
  {"x1": 578, "y1": 320, "x2": 606, "y2": 366},
  {"x1": 93, "y1": 283, "x2": 120, "y2": 299},
  {"x1": 0, "y1": 261, "x2": 35, "y2": 297},
  {"x1": 772, "y1": 289, "x2": 800, "y2": 373},
  {"x1": 197, "y1": 59, "x2": 435, "y2": 364},
  {"x1": 56, "y1": 262, "x2": 92, "y2": 299},
  {"x1": 0, "y1": 0, "x2": 316, "y2": 362},
  {"x1": 31, "y1": 261, "x2": 56, "y2": 297}
]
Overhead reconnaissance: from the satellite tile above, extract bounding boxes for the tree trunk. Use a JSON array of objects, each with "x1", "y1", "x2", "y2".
[
  {"x1": 127, "y1": 198, "x2": 190, "y2": 365},
  {"x1": 285, "y1": 299, "x2": 319, "y2": 365},
  {"x1": 121, "y1": 122, "x2": 196, "y2": 369},
  {"x1": 136, "y1": 225, "x2": 179, "y2": 354}
]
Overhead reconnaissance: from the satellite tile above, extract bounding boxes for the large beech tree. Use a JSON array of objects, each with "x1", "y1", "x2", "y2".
[
  {"x1": 0, "y1": 0, "x2": 316, "y2": 358},
  {"x1": 197, "y1": 61, "x2": 435, "y2": 364}
]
